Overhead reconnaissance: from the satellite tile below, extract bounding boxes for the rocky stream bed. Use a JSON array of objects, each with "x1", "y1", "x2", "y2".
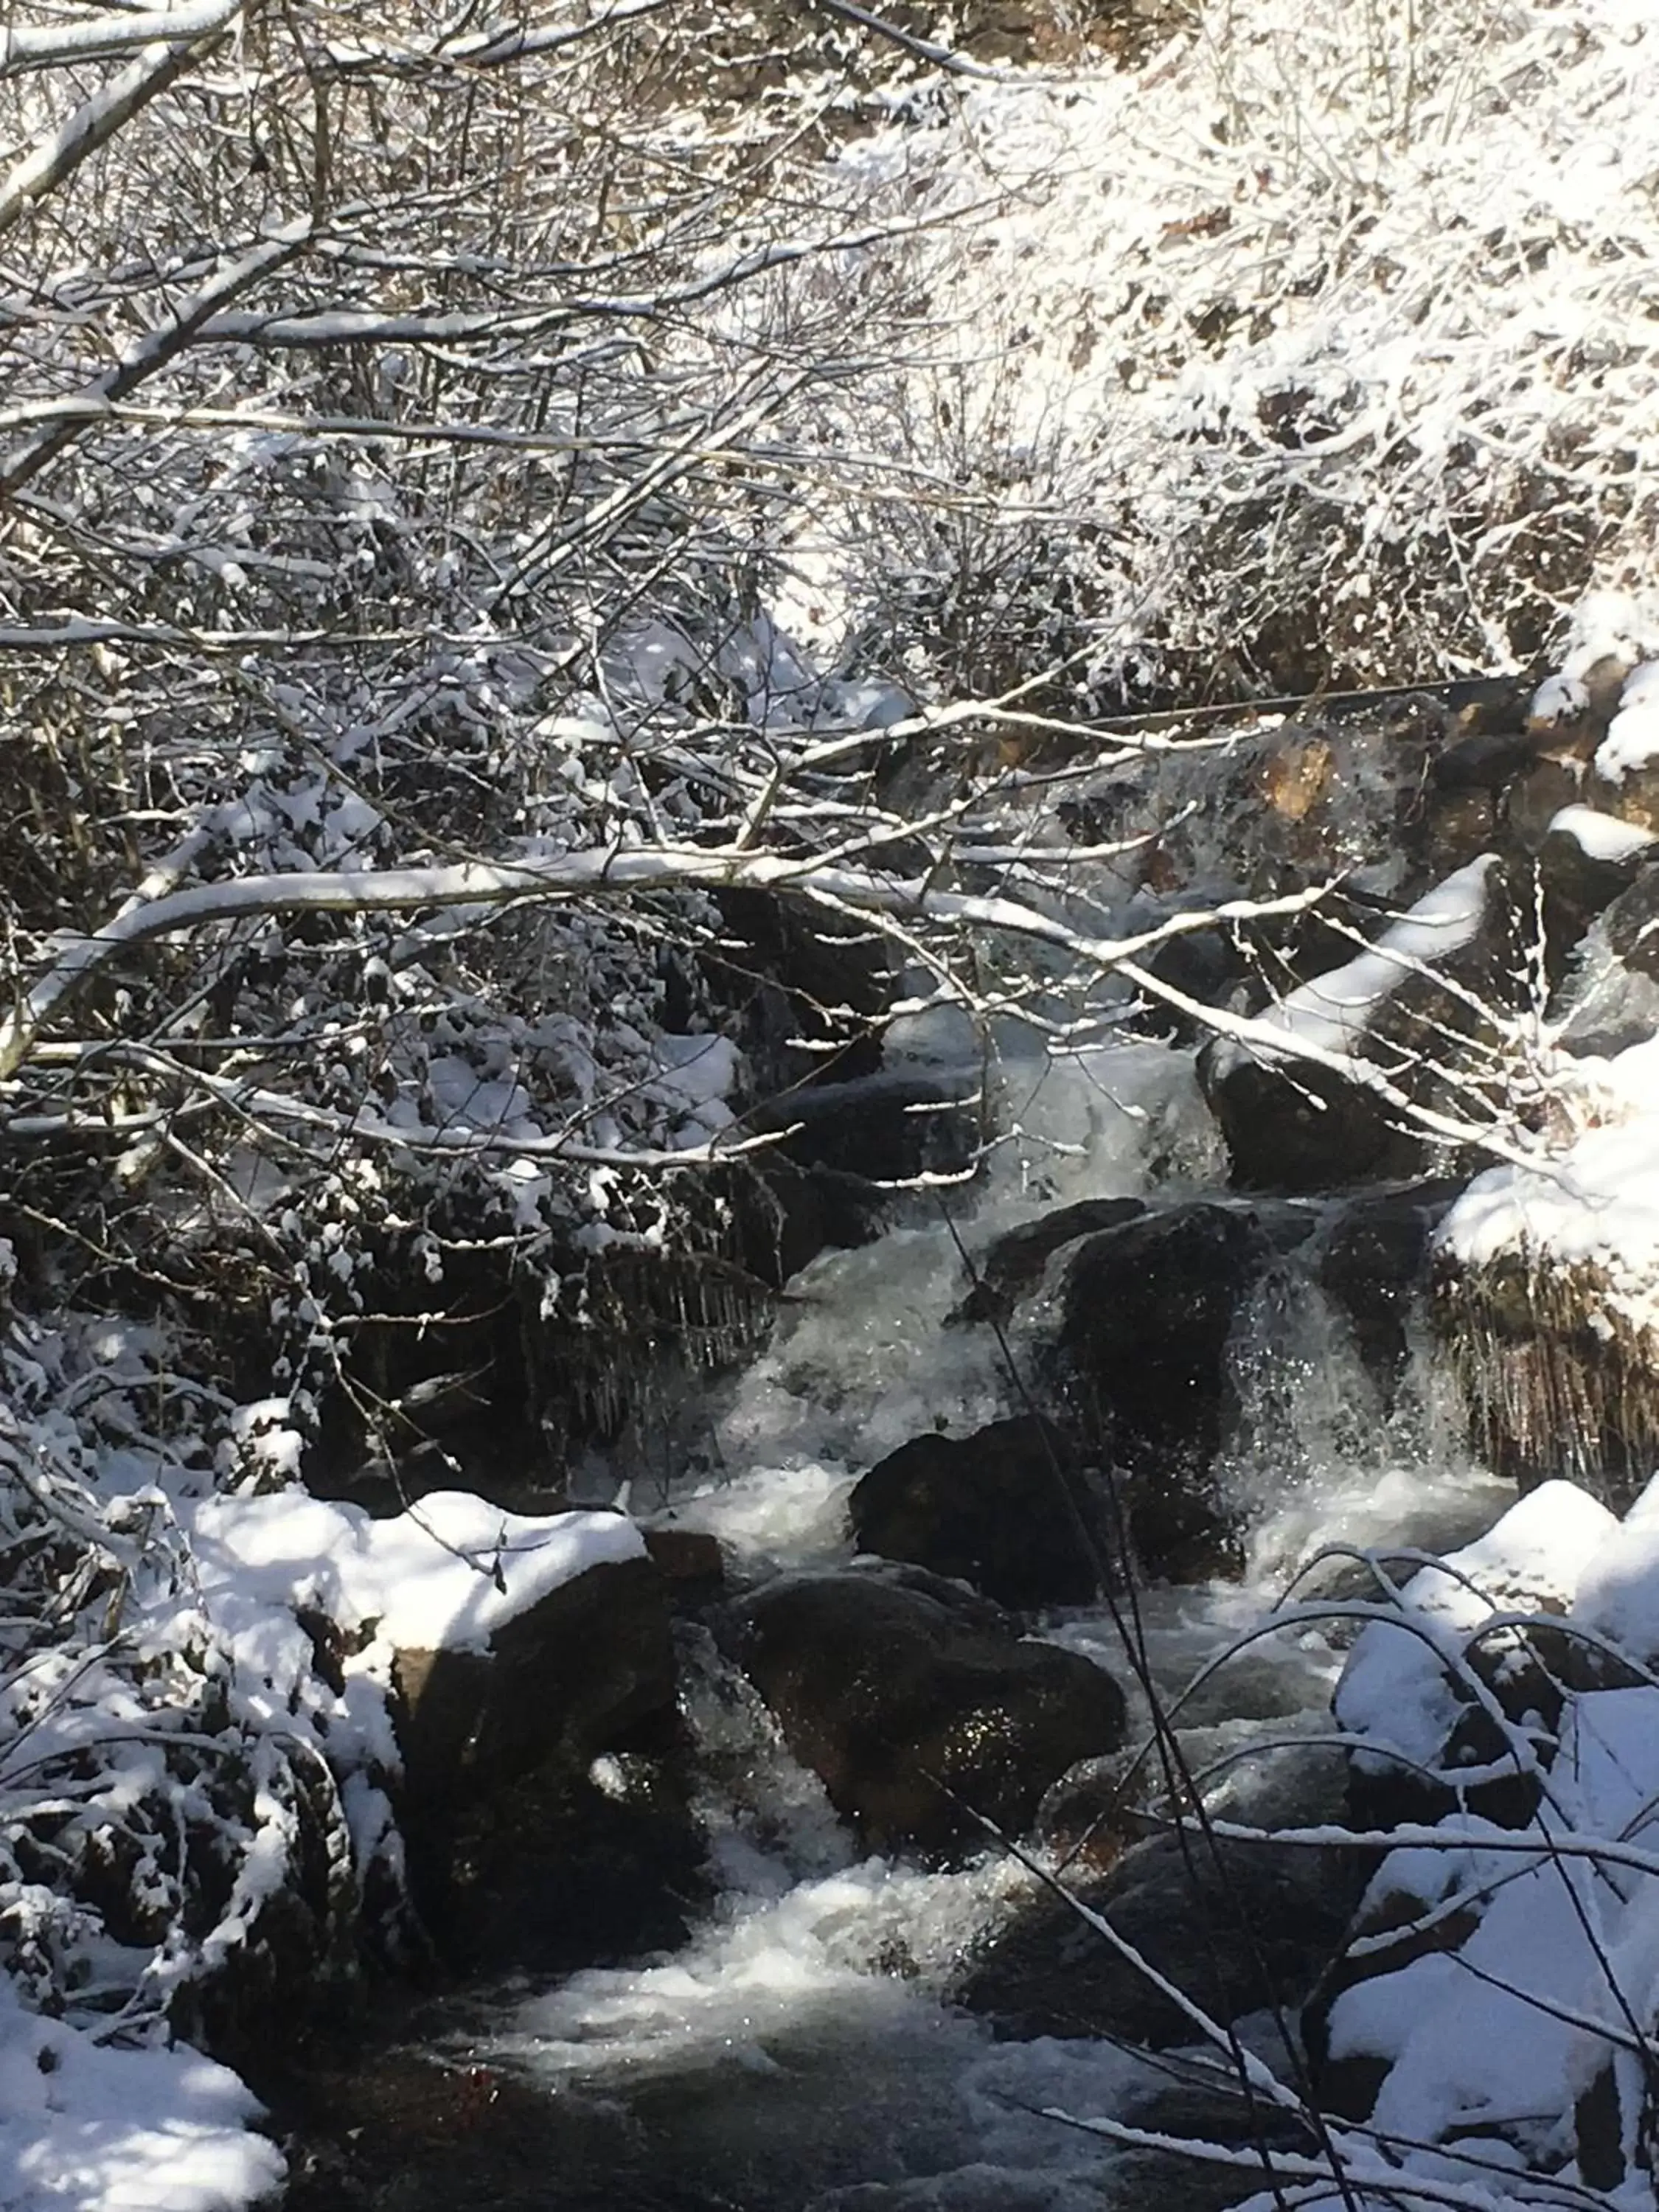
[{"x1": 170, "y1": 620, "x2": 1659, "y2": 2208}]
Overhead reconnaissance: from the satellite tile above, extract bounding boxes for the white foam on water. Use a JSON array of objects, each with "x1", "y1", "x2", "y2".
[
  {"x1": 660, "y1": 1042, "x2": 1218, "y2": 1568},
  {"x1": 487, "y1": 1851, "x2": 1161, "y2": 2212}
]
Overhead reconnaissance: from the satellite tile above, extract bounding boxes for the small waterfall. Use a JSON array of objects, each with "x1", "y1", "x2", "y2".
[
  {"x1": 335, "y1": 1055, "x2": 1516, "y2": 2212},
  {"x1": 1218, "y1": 1234, "x2": 1502, "y2": 1592}
]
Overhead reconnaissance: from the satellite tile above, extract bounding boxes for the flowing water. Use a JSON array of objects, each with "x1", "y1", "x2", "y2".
[{"x1": 337, "y1": 1037, "x2": 1511, "y2": 2211}]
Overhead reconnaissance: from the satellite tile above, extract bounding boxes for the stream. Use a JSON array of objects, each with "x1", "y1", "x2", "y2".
[{"x1": 292, "y1": 1034, "x2": 1512, "y2": 2212}]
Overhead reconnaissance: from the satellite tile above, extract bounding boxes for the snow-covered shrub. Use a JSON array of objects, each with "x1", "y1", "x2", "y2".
[
  {"x1": 0, "y1": 1318, "x2": 369, "y2": 2044},
  {"x1": 787, "y1": 0, "x2": 1659, "y2": 702}
]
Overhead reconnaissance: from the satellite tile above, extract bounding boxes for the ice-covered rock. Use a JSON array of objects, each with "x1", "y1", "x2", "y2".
[
  {"x1": 849, "y1": 1414, "x2": 1105, "y2": 1610},
  {"x1": 1435, "y1": 1034, "x2": 1659, "y2": 1501},
  {"x1": 1056, "y1": 1198, "x2": 1318, "y2": 1578}
]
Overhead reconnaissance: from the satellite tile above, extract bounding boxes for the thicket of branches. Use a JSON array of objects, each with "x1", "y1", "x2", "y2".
[{"x1": 7, "y1": 0, "x2": 1648, "y2": 1443}]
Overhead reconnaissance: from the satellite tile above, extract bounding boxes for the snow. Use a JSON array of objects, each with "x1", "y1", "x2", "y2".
[
  {"x1": 1335, "y1": 1480, "x2": 1618, "y2": 1778},
  {"x1": 1326, "y1": 1673, "x2": 1659, "y2": 2160},
  {"x1": 1551, "y1": 592, "x2": 1659, "y2": 695},
  {"x1": 1547, "y1": 804, "x2": 1657, "y2": 863},
  {"x1": 0, "y1": 1976, "x2": 281, "y2": 2212},
  {"x1": 1322, "y1": 1467, "x2": 1659, "y2": 2185},
  {"x1": 188, "y1": 1487, "x2": 644, "y2": 1658},
  {"x1": 1569, "y1": 1470, "x2": 1659, "y2": 1662},
  {"x1": 1594, "y1": 659, "x2": 1659, "y2": 783},
  {"x1": 1214, "y1": 855, "x2": 1495, "y2": 1072},
  {"x1": 1, "y1": 4, "x2": 243, "y2": 71},
  {"x1": 1438, "y1": 1036, "x2": 1659, "y2": 1315},
  {"x1": 1530, "y1": 672, "x2": 1590, "y2": 728}
]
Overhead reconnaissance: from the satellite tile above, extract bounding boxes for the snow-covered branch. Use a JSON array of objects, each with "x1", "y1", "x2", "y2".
[
  {"x1": 0, "y1": 30, "x2": 224, "y2": 236},
  {"x1": 0, "y1": 1, "x2": 240, "y2": 74},
  {"x1": 0, "y1": 215, "x2": 314, "y2": 492}
]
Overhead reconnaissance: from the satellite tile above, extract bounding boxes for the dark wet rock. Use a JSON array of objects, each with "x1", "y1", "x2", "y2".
[
  {"x1": 724, "y1": 1566, "x2": 1128, "y2": 1859},
  {"x1": 1054, "y1": 1200, "x2": 1314, "y2": 1579},
  {"x1": 728, "y1": 1072, "x2": 982, "y2": 1278},
  {"x1": 428, "y1": 1753, "x2": 709, "y2": 1981},
  {"x1": 393, "y1": 1555, "x2": 675, "y2": 1804},
  {"x1": 695, "y1": 897, "x2": 984, "y2": 1276},
  {"x1": 1429, "y1": 724, "x2": 1542, "y2": 796},
  {"x1": 1037, "y1": 1739, "x2": 1352, "y2": 1874},
  {"x1": 745, "y1": 1153, "x2": 890, "y2": 1270},
  {"x1": 958, "y1": 1816, "x2": 1368, "y2": 2048},
  {"x1": 1114, "y1": 676, "x2": 1528, "y2": 883},
  {"x1": 392, "y1": 1553, "x2": 694, "y2": 1969},
  {"x1": 950, "y1": 1197, "x2": 1147, "y2": 1327},
  {"x1": 1032, "y1": 1750, "x2": 1140, "y2": 1868},
  {"x1": 1314, "y1": 1180, "x2": 1460, "y2": 1398},
  {"x1": 1582, "y1": 854, "x2": 1659, "y2": 982},
  {"x1": 641, "y1": 1526, "x2": 727, "y2": 1604},
  {"x1": 1200, "y1": 1048, "x2": 1416, "y2": 1195},
  {"x1": 1110, "y1": 703, "x2": 1462, "y2": 909},
  {"x1": 848, "y1": 1414, "x2": 1106, "y2": 1609},
  {"x1": 1132, "y1": 905, "x2": 1258, "y2": 1040}
]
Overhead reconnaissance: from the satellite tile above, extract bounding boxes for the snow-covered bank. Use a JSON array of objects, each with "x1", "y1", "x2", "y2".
[
  {"x1": 1315, "y1": 1472, "x2": 1659, "y2": 2197},
  {"x1": 793, "y1": 0, "x2": 1659, "y2": 698},
  {"x1": 0, "y1": 1980, "x2": 282, "y2": 2212}
]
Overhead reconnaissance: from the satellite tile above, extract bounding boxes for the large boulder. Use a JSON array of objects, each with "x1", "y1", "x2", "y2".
[
  {"x1": 949, "y1": 1195, "x2": 1147, "y2": 1329},
  {"x1": 392, "y1": 1548, "x2": 692, "y2": 1970},
  {"x1": 1313, "y1": 1178, "x2": 1461, "y2": 1400},
  {"x1": 1054, "y1": 1199, "x2": 1315, "y2": 1578},
  {"x1": 723, "y1": 1567, "x2": 1127, "y2": 1859},
  {"x1": 393, "y1": 1553, "x2": 676, "y2": 1800},
  {"x1": 848, "y1": 1414, "x2": 1105, "y2": 1610}
]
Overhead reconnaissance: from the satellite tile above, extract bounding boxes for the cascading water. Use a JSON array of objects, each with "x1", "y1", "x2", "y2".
[{"x1": 338, "y1": 1034, "x2": 1513, "y2": 2212}]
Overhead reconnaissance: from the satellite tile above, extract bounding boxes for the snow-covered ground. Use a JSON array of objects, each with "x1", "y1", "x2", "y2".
[{"x1": 0, "y1": 1979, "x2": 282, "y2": 2212}]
